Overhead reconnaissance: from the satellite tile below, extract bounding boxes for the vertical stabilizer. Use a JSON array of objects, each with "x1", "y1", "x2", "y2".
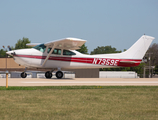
[{"x1": 120, "y1": 35, "x2": 155, "y2": 59}]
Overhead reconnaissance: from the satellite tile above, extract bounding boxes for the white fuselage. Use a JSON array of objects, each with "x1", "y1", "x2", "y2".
[{"x1": 9, "y1": 48, "x2": 141, "y2": 69}]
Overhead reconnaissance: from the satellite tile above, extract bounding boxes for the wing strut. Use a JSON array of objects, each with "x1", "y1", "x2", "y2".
[{"x1": 42, "y1": 44, "x2": 55, "y2": 67}]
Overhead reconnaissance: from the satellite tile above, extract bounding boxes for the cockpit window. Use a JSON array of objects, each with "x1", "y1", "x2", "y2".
[
  {"x1": 63, "y1": 50, "x2": 76, "y2": 55},
  {"x1": 33, "y1": 44, "x2": 46, "y2": 53},
  {"x1": 47, "y1": 48, "x2": 61, "y2": 55}
]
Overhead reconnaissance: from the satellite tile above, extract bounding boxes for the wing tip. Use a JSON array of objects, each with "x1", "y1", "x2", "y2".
[{"x1": 66, "y1": 37, "x2": 87, "y2": 41}]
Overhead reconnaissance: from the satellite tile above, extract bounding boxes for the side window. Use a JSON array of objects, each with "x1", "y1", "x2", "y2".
[
  {"x1": 47, "y1": 48, "x2": 51, "y2": 53},
  {"x1": 47, "y1": 48, "x2": 61, "y2": 55},
  {"x1": 52, "y1": 49, "x2": 61, "y2": 55},
  {"x1": 63, "y1": 50, "x2": 76, "y2": 55}
]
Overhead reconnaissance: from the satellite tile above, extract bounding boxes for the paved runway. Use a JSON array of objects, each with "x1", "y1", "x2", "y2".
[{"x1": 0, "y1": 78, "x2": 158, "y2": 86}]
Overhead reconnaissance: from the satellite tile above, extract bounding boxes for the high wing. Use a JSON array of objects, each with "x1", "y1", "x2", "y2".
[
  {"x1": 27, "y1": 37, "x2": 86, "y2": 67},
  {"x1": 44, "y1": 37, "x2": 86, "y2": 50},
  {"x1": 26, "y1": 38, "x2": 86, "y2": 50},
  {"x1": 26, "y1": 43, "x2": 42, "y2": 47}
]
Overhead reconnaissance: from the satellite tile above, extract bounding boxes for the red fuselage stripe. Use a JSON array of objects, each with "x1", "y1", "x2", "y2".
[{"x1": 14, "y1": 54, "x2": 142, "y2": 67}]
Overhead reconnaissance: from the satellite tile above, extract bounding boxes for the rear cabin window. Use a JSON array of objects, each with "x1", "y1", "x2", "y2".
[
  {"x1": 47, "y1": 48, "x2": 61, "y2": 55},
  {"x1": 63, "y1": 50, "x2": 76, "y2": 55},
  {"x1": 33, "y1": 44, "x2": 46, "y2": 53}
]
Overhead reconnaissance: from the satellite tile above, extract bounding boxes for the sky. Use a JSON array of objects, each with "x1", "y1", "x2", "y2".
[{"x1": 0, "y1": 0, "x2": 158, "y2": 53}]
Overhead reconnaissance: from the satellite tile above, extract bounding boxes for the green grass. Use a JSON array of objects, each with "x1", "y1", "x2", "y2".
[
  {"x1": 1, "y1": 86, "x2": 158, "y2": 90},
  {"x1": 0, "y1": 86, "x2": 158, "y2": 120}
]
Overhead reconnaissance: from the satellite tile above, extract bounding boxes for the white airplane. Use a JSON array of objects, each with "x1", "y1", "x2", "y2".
[{"x1": 6, "y1": 35, "x2": 154, "y2": 79}]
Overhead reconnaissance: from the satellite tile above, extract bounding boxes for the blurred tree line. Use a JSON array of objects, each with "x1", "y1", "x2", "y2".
[
  {"x1": 145, "y1": 43, "x2": 158, "y2": 75},
  {"x1": 0, "y1": 37, "x2": 158, "y2": 75},
  {"x1": 0, "y1": 37, "x2": 31, "y2": 57}
]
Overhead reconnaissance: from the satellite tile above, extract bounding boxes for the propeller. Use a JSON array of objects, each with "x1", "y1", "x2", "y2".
[
  {"x1": 7, "y1": 46, "x2": 12, "y2": 51},
  {"x1": 5, "y1": 46, "x2": 16, "y2": 56}
]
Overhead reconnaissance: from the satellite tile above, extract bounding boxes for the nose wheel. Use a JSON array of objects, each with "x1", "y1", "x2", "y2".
[
  {"x1": 21, "y1": 72, "x2": 27, "y2": 78},
  {"x1": 45, "y1": 71, "x2": 53, "y2": 78}
]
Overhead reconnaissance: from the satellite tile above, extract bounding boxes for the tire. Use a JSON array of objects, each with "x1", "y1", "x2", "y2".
[
  {"x1": 56, "y1": 71, "x2": 63, "y2": 79},
  {"x1": 21, "y1": 72, "x2": 27, "y2": 78},
  {"x1": 45, "y1": 71, "x2": 52, "y2": 79}
]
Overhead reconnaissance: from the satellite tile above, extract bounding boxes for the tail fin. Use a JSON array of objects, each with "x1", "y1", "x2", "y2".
[{"x1": 120, "y1": 35, "x2": 155, "y2": 59}]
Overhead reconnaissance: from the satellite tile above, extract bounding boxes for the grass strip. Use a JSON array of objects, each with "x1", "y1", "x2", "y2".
[
  {"x1": 0, "y1": 86, "x2": 158, "y2": 90},
  {"x1": 0, "y1": 86, "x2": 158, "y2": 119}
]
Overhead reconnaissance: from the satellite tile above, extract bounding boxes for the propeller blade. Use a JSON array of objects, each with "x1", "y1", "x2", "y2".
[{"x1": 7, "y1": 46, "x2": 12, "y2": 51}]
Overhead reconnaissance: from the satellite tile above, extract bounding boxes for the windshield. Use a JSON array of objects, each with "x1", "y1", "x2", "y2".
[{"x1": 33, "y1": 44, "x2": 46, "y2": 53}]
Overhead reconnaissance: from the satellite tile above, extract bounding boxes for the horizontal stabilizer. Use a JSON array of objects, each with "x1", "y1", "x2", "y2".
[
  {"x1": 120, "y1": 61, "x2": 137, "y2": 63},
  {"x1": 119, "y1": 60, "x2": 141, "y2": 67},
  {"x1": 119, "y1": 61, "x2": 138, "y2": 64}
]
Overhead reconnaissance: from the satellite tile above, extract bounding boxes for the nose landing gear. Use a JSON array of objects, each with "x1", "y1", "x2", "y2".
[
  {"x1": 21, "y1": 67, "x2": 27, "y2": 78},
  {"x1": 21, "y1": 72, "x2": 27, "y2": 78}
]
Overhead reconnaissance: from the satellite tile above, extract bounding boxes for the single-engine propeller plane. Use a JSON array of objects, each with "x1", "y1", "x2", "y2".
[{"x1": 6, "y1": 35, "x2": 154, "y2": 79}]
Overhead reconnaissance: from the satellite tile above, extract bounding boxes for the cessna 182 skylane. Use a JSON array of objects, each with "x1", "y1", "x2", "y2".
[{"x1": 6, "y1": 35, "x2": 154, "y2": 79}]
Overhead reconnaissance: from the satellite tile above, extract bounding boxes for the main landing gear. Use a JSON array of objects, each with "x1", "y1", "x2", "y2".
[
  {"x1": 45, "y1": 71, "x2": 52, "y2": 79},
  {"x1": 56, "y1": 71, "x2": 63, "y2": 79},
  {"x1": 45, "y1": 70, "x2": 63, "y2": 79}
]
